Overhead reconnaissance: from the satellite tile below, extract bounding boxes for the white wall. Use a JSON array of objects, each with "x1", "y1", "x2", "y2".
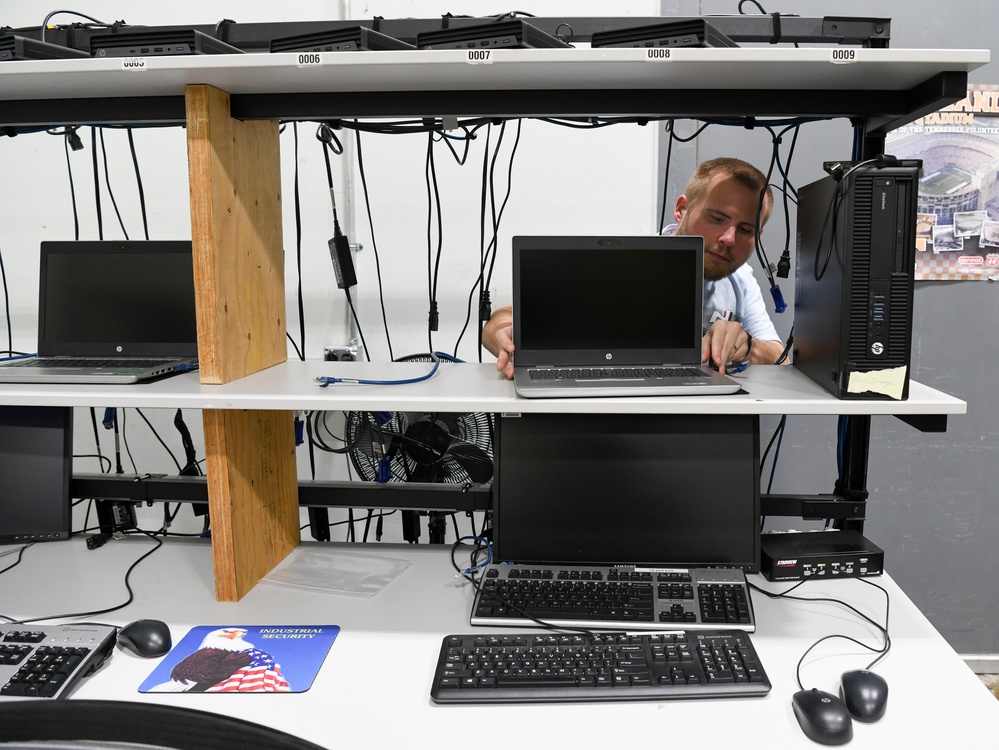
[{"x1": 1, "y1": 0, "x2": 659, "y2": 540}]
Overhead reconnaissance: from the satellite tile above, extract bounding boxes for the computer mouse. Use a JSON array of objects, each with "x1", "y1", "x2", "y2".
[
  {"x1": 791, "y1": 688, "x2": 854, "y2": 745},
  {"x1": 117, "y1": 619, "x2": 173, "y2": 658},
  {"x1": 840, "y1": 669, "x2": 889, "y2": 722}
]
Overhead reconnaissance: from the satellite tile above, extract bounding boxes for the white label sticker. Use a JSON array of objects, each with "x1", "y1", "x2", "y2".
[
  {"x1": 466, "y1": 49, "x2": 493, "y2": 64},
  {"x1": 121, "y1": 57, "x2": 147, "y2": 71},
  {"x1": 645, "y1": 48, "x2": 672, "y2": 61},
  {"x1": 830, "y1": 49, "x2": 858, "y2": 64},
  {"x1": 296, "y1": 52, "x2": 323, "y2": 67}
]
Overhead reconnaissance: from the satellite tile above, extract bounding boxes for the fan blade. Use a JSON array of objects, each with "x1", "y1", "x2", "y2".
[{"x1": 446, "y1": 439, "x2": 494, "y2": 484}]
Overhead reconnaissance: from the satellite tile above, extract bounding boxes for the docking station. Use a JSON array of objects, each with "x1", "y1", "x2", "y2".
[{"x1": 761, "y1": 530, "x2": 884, "y2": 582}]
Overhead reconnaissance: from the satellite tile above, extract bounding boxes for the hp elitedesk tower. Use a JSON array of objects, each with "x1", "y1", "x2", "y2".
[{"x1": 794, "y1": 159, "x2": 921, "y2": 399}]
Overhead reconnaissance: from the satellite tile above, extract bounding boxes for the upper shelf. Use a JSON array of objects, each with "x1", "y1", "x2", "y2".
[
  {"x1": 0, "y1": 362, "x2": 968, "y2": 419},
  {"x1": 0, "y1": 47, "x2": 989, "y2": 129}
]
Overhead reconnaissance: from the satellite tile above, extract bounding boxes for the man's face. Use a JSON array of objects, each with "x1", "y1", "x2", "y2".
[{"x1": 675, "y1": 175, "x2": 763, "y2": 281}]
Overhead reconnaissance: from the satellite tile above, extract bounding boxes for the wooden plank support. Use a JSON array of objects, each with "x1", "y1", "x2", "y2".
[{"x1": 185, "y1": 84, "x2": 299, "y2": 601}]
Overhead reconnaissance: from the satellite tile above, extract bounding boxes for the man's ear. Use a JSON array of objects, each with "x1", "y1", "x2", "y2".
[{"x1": 674, "y1": 194, "x2": 688, "y2": 224}]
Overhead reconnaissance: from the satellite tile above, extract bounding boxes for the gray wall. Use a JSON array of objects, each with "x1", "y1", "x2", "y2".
[{"x1": 663, "y1": 0, "x2": 997, "y2": 657}]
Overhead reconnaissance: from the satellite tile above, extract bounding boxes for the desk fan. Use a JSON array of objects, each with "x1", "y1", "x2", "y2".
[{"x1": 344, "y1": 354, "x2": 493, "y2": 542}]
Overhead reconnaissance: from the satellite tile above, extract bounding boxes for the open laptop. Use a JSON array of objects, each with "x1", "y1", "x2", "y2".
[
  {"x1": 0, "y1": 240, "x2": 199, "y2": 384},
  {"x1": 470, "y1": 411, "x2": 761, "y2": 632},
  {"x1": 512, "y1": 235, "x2": 741, "y2": 398}
]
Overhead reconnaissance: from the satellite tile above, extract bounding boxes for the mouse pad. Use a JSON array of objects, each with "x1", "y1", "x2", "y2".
[{"x1": 138, "y1": 625, "x2": 340, "y2": 694}]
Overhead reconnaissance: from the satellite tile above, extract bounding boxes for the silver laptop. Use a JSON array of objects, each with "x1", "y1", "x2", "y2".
[
  {"x1": 0, "y1": 240, "x2": 199, "y2": 384},
  {"x1": 512, "y1": 235, "x2": 742, "y2": 398}
]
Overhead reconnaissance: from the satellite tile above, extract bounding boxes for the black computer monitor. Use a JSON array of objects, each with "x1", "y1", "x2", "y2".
[
  {"x1": 0, "y1": 406, "x2": 73, "y2": 543},
  {"x1": 493, "y1": 412, "x2": 761, "y2": 571}
]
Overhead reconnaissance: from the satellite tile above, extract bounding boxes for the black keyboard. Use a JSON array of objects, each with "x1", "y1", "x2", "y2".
[
  {"x1": 471, "y1": 565, "x2": 755, "y2": 632},
  {"x1": 528, "y1": 366, "x2": 706, "y2": 380},
  {"x1": 0, "y1": 624, "x2": 117, "y2": 699},
  {"x1": 431, "y1": 629, "x2": 770, "y2": 703}
]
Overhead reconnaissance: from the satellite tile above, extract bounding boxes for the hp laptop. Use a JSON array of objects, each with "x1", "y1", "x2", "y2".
[
  {"x1": 512, "y1": 235, "x2": 741, "y2": 398},
  {"x1": 470, "y1": 412, "x2": 761, "y2": 632},
  {"x1": 0, "y1": 240, "x2": 199, "y2": 384}
]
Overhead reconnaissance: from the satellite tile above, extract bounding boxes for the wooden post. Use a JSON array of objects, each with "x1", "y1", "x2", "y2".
[{"x1": 185, "y1": 84, "x2": 300, "y2": 601}]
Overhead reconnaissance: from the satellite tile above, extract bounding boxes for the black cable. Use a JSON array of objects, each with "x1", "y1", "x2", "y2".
[
  {"x1": 748, "y1": 577, "x2": 892, "y2": 690},
  {"x1": 126, "y1": 128, "x2": 149, "y2": 240},
  {"x1": 98, "y1": 128, "x2": 129, "y2": 240},
  {"x1": 425, "y1": 132, "x2": 444, "y2": 351},
  {"x1": 90, "y1": 128, "x2": 103, "y2": 240},
  {"x1": 354, "y1": 128, "x2": 394, "y2": 361},
  {"x1": 292, "y1": 123, "x2": 306, "y2": 360},
  {"x1": 0, "y1": 542, "x2": 34, "y2": 577},
  {"x1": 343, "y1": 288, "x2": 370, "y2": 362},
  {"x1": 62, "y1": 128, "x2": 81, "y2": 240},
  {"x1": 4, "y1": 533, "x2": 163, "y2": 626},
  {"x1": 133, "y1": 408, "x2": 183, "y2": 473}
]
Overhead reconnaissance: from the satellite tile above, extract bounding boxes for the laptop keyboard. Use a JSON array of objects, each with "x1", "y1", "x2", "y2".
[
  {"x1": 3, "y1": 358, "x2": 176, "y2": 369},
  {"x1": 431, "y1": 629, "x2": 770, "y2": 703},
  {"x1": 471, "y1": 566, "x2": 754, "y2": 632},
  {"x1": 0, "y1": 624, "x2": 117, "y2": 699},
  {"x1": 528, "y1": 366, "x2": 706, "y2": 380}
]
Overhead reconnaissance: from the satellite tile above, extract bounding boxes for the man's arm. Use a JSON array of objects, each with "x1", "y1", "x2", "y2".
[{"x1": 482, "y1": 304, "x2": 515, "y2": 379}]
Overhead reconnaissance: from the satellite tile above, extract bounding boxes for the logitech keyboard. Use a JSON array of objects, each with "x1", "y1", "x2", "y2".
[
  {"x1": 0, "y1": 623, "x2": 117, "y2": 699},
  {"x1": 470, "y1": 565, "x2": 755, "y2": 632},
  {"x1": 430, "y1": 629, "x2": 770, "y2": 703}
]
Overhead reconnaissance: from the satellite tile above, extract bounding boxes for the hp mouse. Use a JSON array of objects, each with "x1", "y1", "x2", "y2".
[
  {"x1": 791, "y1": 688, "x2": 854, "y2": 745},
  {"x1": 840, "y1": 669, "x2": 889, "y2": 722},
  {"x1": 117, "y1": 619, "x2": 172, "y2": 658}
]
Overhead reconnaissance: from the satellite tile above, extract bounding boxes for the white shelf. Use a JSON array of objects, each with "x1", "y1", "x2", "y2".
[
  {"x1": 0, "y1": 362, "x2": 966, "y2": 416},
  {"x1": 0, "y1": 47, "x2": 988, "y2": 101}
]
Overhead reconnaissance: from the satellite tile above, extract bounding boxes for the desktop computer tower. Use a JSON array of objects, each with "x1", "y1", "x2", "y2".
[
  {"x1": 793, "y1": 159, "x2": 922, "y2": 400},
  {"x1": 0, "y1": 406, "x2": 73, "y2": 543}
]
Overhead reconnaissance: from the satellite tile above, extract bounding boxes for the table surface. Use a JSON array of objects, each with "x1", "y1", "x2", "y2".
[
  {"x1": 0, "y1": 362, "x2": 969, "y2": 416},
  {"x1": 0, "y1": 537, "x2": 995, "y2": 748}
]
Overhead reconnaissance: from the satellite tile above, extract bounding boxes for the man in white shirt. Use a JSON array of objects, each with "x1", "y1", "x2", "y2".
[{"x1": 483, "y1": 156, "x2": 784, "y2": 376}]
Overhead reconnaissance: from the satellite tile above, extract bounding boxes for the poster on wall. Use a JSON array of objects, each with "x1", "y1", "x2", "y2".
[{"x1": 886, "y1": 83, "x2": 999, "y2": 281}]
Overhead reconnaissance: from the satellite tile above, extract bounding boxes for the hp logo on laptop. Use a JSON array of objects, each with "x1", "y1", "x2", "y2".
[{"x1": 605, "y1": 353, "x2": 613, "y2": 360}]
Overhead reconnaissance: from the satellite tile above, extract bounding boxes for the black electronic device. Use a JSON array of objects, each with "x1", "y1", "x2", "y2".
[
  {"x1": 760, "y1": 530, "x2": 885, "y2": 582},
  {"x1": 0, "y1": 34, "x2": 91, "y2": 61},
  {"x1": 0, "y1": 406, "x2": 72, "y2": 544},
  {"x1": 269, "y1": 26, "x2": 414, "y2": 52},
  {"x1": 90, "y1": 29, "x2": 243, "y2": 57},
  {"x1": 794, "y1": 158, "x2": 922, "y2": 400},
  {"x1": 416, "y1": 19, "x2": 570, "y2": 50},
  {"x1": 590, "y1": 19, "x2": 740, "y2": 49},
  {"x1": 343, "y1": 360, "x2": 493, "y2": 543}
]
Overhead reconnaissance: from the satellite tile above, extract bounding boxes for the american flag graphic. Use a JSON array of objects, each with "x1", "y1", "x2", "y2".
[{"x1": 206, "y1": 648, "x2": 291, "y2": 692}]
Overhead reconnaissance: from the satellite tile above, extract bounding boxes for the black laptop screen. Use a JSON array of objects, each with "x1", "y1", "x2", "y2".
[
  {"x1": 512, "y1": 235, "x2": 703, "y2": 366},
  {"x1": 38, "y1": 241, "x2": 198, "y2": 358},
  {"x1": 494, "y1": 412, "x2": 760, "y2": 571}
]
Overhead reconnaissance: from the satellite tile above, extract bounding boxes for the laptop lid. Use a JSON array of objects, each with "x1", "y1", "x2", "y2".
[
  {"x1": 36, "y1": 240, "x2": 198, "y2": 360},
  {"x1": 510, "y1": 235, "x2": 741, "y2": 397},
  {"x1": 493, "y1": 412, "x2": 761, "y2": 572}
]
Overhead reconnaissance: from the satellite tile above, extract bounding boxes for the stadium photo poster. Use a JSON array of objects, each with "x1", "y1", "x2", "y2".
[
  {"x1": 138, "y1": 625, "x2": 340, "y2": 693},
  {"x1": 886, "y1": 83, "x2": 999, "y2": 281}
]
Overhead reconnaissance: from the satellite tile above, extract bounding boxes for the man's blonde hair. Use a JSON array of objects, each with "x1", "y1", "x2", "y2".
[{"x1": 683, "y1": 157, "x2": 774, "y2": 227}]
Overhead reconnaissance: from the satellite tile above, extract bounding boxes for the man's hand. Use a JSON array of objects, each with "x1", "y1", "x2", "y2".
[
  {"x1": 482, "y1": 304, "x2": 515, "y2": 380},
  {"x1": 702, "y1": 319, "x2": 783, "y2": 373}
]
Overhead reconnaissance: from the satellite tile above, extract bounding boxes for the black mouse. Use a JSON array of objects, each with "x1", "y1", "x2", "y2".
[
  {"x1": 840, "y1": 669, "x2": 889, "y2": 722},
  {"x1": 117, "y1": 619, "x2": 172, "y2": 658},
  {"x1": 791, "y1": 688, "x2": 854, "y2": 745}
]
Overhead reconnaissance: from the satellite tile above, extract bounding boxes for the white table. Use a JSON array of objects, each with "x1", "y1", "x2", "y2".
[{"x1": 2, "y1": 536, "x2": 995, "y2": 748}]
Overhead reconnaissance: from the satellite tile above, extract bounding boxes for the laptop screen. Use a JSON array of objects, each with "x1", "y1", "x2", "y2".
[
  {"x1": 512, "y1": 235, "x2": 704, "y2": 367},
  {"x1": 38, "y1": 240, "x2": 198, "y2": 358},
  {"x1": 494, "y1": 412, "x2": 761, "y2": 571}
]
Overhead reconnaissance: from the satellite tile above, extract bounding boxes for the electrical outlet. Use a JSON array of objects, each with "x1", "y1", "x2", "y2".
[{"x1": 324, "y1": 345, "x2": 358, "y2": 362}]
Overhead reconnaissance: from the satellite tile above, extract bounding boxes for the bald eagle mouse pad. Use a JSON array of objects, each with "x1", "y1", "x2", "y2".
[{"x1": 138, "y1": 625, "x2": 340, "y2": 693}]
